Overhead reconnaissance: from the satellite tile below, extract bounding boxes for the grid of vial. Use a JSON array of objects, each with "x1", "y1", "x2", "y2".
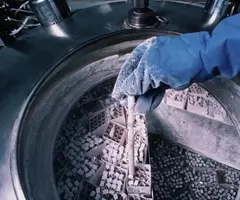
[
  {"x1": 76, "y1": 133, "x2": 104, "y2": 153},
  {"x1": 55, "y1": 79, "x2": 152, "y2": 200},
  {"x1": 69, "y1": 156, "x2": 101, "y2": 180},
  {"x1": 189, "y1": 83, "x2": 208, "y2": 95},
  {"x1": 89, "y1": 111, "x2": 107, "y2": 132},
  {"x1": 57, "y1": 171, "x2": 81, "y2": 200},
  {"x1": 107, "y1": 103, "x2": 125, "y2": 119},
  {"x1": 103, "y1": 122, "x2": 125, "y2": 144},
  {"x1": 63, "y1": 133, "x2": 103, "y2": 160},
  {"x1": 55, "y1": 79, "x2": 238, "y2": 200},
  {"x1": 150, "y1": 136, "x2": 239, "y2": 200},
  {"x1": 166, "y1": 89, "x2": 189, "y2": 102},
  {"x1": 101, "y1": 140, "x2": 125, "y2": 166},
  {"x1": 100, "y1": 163, "x2": 127, "y2": 194},
  {"x1": 188, "y1": 93, "x2": 208, "y2": 107},
  {"x1": 128, "y1": 166, "x2": 151, "y2": 187}
]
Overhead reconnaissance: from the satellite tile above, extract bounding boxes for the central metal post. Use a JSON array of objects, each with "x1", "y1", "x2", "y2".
[
  {"x1": 132, "y1": 0, "x2": 149, "y2": 9},
  {"x1": 125, "y1": 0, "x2": 160, "y2": 28}
]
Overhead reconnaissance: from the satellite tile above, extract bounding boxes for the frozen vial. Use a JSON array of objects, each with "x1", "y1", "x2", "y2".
[
  {"x1": 113, "y1": 194, "x2": 118, "y2": 200},
  {"x1": 95, "y1": 194, "x2": 101, "y2": 200},
  {"x1": 96, "y1": 187, "x2": 101, "y2": 194},
  {"x1": 103, "y1": 189, "x2": 108, "y2": 195},
  {"x1": 90, "y1": 191, "x2": 96, "y2": 197}
]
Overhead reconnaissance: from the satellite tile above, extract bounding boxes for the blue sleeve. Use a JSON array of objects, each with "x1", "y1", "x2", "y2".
[
  {"x1": 147, "y1": 13, "x2": 240, "y2": 90},
  {"x1": 182, "y1": 14, "x2": 240, "y2": 79}
]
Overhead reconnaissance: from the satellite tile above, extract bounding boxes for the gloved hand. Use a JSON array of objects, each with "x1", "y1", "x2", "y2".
[
  {"x1": 112, "y1": 14, "x2": 240, "y2": 113},
  {"x1": 111, "y1": 35, "x2": 213, "y2": 113}
]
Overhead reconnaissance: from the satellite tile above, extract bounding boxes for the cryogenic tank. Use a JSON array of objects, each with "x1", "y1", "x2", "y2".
[{"x1": 0, "y1": 1, "x2": 239, "y2": 200}]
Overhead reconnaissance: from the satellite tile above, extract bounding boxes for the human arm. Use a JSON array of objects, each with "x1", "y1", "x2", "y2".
[{"x1": 112, "y1": 14, "x2": 240, "y2": 113}]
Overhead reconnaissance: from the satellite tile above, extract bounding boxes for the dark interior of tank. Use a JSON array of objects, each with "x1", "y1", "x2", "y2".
[{"x1": 53, "y1": 76, "x2": 240, "y2": 200}]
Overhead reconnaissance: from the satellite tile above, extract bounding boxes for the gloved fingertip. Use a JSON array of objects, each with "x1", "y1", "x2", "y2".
[
  {"x1": 134, "y1": 96, "x2": 152, "y2": 114},
  {"x1": 134, "y1": 89, "x2": 166, "y2": 114},
  {"x1": 150, "y1": 92, "x2": 165, "y2": 110}
]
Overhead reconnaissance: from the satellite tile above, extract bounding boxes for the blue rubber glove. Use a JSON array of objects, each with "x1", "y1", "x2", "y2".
[{"x1": 112, "y1": 14, "x2": 240, "y2": 113}]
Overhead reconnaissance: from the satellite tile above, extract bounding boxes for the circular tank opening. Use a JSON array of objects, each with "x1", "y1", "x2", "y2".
[
  {"x1": 14, "y1": 30, "x2": 240, "y2": 200},
  {"x1": 53, "y1": 73, "x2": 240, "y2": 200}
]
